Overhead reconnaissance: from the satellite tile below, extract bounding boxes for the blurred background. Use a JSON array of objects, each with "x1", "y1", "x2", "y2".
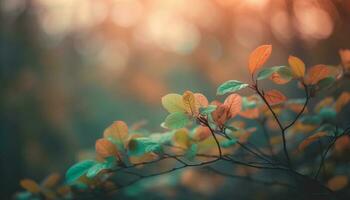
[{"x1": 1, "y1": 0, "x2": 350, "y2": 199}]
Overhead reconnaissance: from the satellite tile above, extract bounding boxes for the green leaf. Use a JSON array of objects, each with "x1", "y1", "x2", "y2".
[
  {"x1": 185, "y1": 143, "x2": 198, "y2": 160},
  {"x1": 257, "y1": 66, "x2": 283, "y2": 80},
  {"x1": 217, "y1": 80, "x2": 249, "y2": 95},
  {"x1": 220, "y1": 138, "x2": 237, "y2": 148},
  {"x1": 128, "y1": 137, "x2": 162, "y2": 156},
  {"x1": 319, "y1": 107, "x2": 336, "y2": 121},
  {"x1": 241, "y1": 97, "x2": 257, "y2": 110},
  {"x1": 164, "y1": 112, "x2": 190, "y2": 129},
  {"x1": 65, "y1": 160, "x2": 97, "y2": 184},
  {"x1": 317, "y1": 77, "x2": 335, "y2": 91},
  {"x1": 86, "y1": 157, "x2": 116, "y2": 179},
  {"x1": 199, "y1": 105, "x2": 217, "y2": 115},
  {"x1": 225, "y1": 125, "x2": 239, "y2": 132},
  {"x1": 299, "y1": 115, "x2": 322, "y2": 125}
]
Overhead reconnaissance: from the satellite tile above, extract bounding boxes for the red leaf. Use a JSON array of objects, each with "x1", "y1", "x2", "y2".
[{"x1": 264, "y1": 90, "x2": 287, "y2": 105}]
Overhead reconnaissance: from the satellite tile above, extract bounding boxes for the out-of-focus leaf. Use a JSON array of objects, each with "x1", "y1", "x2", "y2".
[
  {"x1": 327, "y1": 175, "x2": 348, "y2": 191},
  {"x1": 41, "y1": 173, "x2": 60, "y2": 188},
  {"x1": 20, "y1": 179, "x2": 41, "y2": 193},
  {"x1": 339, "y1": 49, "x2": 350, "y2": 70},
  {"x1": 185, "y1": 144, "x2": 198, "y2": 160},
  {"x1": 192, "y1": 126, "x2": 211, "y2": 141},
  {"x1": 288, "y1": 55, "x2": 305, "y2": 78},
  {"x1": 335, "y1": 92, "x2": 350, "y2": 112},
  {"x1": 173, "y1": 129, "x2": 191, "y2": 149},
  {"x1": 223, "y1": 94, "x2": 242, "y2": 118},
  {"x1": 161, "y1": 93, "x2": 186, "y2": 113},
  {"x1": 86, "y1": 157, "x2": 116, "y2": 179},
  {"x1": 269, "y1": 66, "x2": 293, "y2": 85},
  {"x1": 65, "y1": 160, "x2": 97, "y2": 184},
  {"x1": 199, "y1": 105, "x2": 217, "y2": 115},
  {"x1": 127, "y1": 137, "x2": 162, "y2": 156},
  {"x1": 95, "y1": 138, "x2": 118, "y2": 158},
  {"x1": 319, "y1": 107, "x2": 336, "y2": 121},
  {"x1": 305, "y1": 65, "x2": 331, "y2": 85},
  {"x1": 298, "y1": 132, "x2": 327, "y2": 151},
  {"x1": 183, "y1": 91, "x2": 197, "y2": 115},
  {"x1": 220, "y1": 138, "x2": 237, "y2": 148},
  {"x1": 217, "y1": 80, "x2": 249, "y2": 95},
  {"x1": 257, "y1": 66, "x2": 286, "y2": 80},
  {"x1": 103, "y1": 121, "x2": 128, "y2": 143},
  {"x1": 317, "y1": 77, "x2": 335, "y2": 91},
  {"x1": 248, "y1": 45, "x2": 272, "y2": 75},
  {"x1": 164, "y1": 112, "x2": 190, "y2": 129},
  {"x1": 299, "y1": 115, "x2": 322, "y2": 125},
  {"x1": 264, "y1": 89, "x2": 287, "y2": 105},
  {"x1": 314, "y1": 97, "x2": 335, "y2": 113}
]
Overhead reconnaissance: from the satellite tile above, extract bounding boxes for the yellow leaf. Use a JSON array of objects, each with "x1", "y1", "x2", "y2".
[
  {"x1": 223, "y1": 94, "x2": 242, "y2": 118},
  {"x1": 248, "y1": 45, "x2": 272, "y2": 75},
  {"x1": 20, "y1": 179, "x2": 41, "y2": 193},
  {"x1": 103, "y1": 121, "x2": 128, "y2": 142},
  {"x1": 95, "y1": 138, "x2": 118, "y2": 158},
  {"x1": 327, "y1": 175, "x2": 348, "y2": 191},
  {"x1": 298, "y1": 132, "x2": 327, "y2": 151},
  {"x1": 264, "y1": 89, "x2": 287, "y2": 105},
  {"x1": 288, "y1": 55, "x2": 305, "y2": 78},
  {"x1": 161, "y1": 93, "x2": 186, "y2": 113},
  {"x1": 335, "y1": 92, "x2": 350, "y2": 112},
  {"x1": 173, "y1": 129, "x2": 191, "y2": 149},
  {"x1": 182, "y1": 91, "x2": 197, "y2": 115}
]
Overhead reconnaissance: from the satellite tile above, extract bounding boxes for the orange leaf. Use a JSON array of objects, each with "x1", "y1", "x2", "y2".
[
  {"x1": 239, "y1": 108, "x2": 259, "y2": 119},
  {"x1": 248, "y1": 45, "x2": 272, "y2": 75},
  {"x1": 183, "y1": 91, "x2": 197, "y2": 115},
  {"x1": 211, "y1": 103, "x2": 230, "y2": 126},
  {"x1": 20, "y1": 179, "x2": 41, "y2": 193},
  {"x1": 269, "y1": 72, "x2": 291, "y2": 84},
  {"x1": 335, "y1": 92, "x2": 350, "y2": 112},
  {"x1": 298, "y1": 132, "x2": 327, "y2": 151},
  {"x1": 194, "y1": 93, "x2": 209, "y2": 108},
  {"x1": 339, "y1": 49, "x2": 350, "y2": 70},
  {"x1": 223, "y1": 94, "x2": 242, "y2": 118},
  {"x1": 95, "y1": 138, "x2": 118, "y2": 158},
  {"x1": 327, "y1": 175, "x2": 348, "y2": 191},
  {"x1": 264, "y1": 90, "x2": 287, "y2": 105},
  {"x1": 305, "y1": 64, "x2": 331, "y2": 85},
  {"x1": 41, "y1": 173, "x2": 60, "y2": 188},
  {"x1": 103, "y1": 121, "x2": 128, "y2": 142},
  {"x1": 193, "y1": 126, "x2": 211, "y2": 141}
]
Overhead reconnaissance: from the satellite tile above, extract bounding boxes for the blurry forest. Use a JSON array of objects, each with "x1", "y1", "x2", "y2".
[{"x1": 1, "y1": 0, "x2": 350, "y2": 199}]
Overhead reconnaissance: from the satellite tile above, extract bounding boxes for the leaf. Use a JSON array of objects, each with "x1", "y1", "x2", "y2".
[
  {"x1": 211, "y1": 104, "x2": 230, "y2": 126},
  {"x1": 127, "y1": 137, "x2": 161, "y2": 156},
  {"x1": 164, "y1": 112, "x2": 190, "y2": 129},
  {"x1": 299, "y1": 115, "x2": 322, "y2": 125},
  {"x1": 95, "y1": 138, "x2": 118, "y2": 158},
  {"x1": 185, "y1": 144, "x2": 198, "y2": 160},
  {"x1": 86, "y1": 157, "x2": 116, "y2": 179},
  {"x1": 257, "y1": 66, "x2": 285, "y2": 80},
  {"x1": 288, "y1": 55, "x2": 305, "y2": 78},
  {"x1": 194, "y1": 93, "x2": 209, "y2": 108},
  {"x1": 264, "y1": 90, "x2": 287, "y2": 105},
  {"x1": 220, "y1": 138, "x2": 237, "y2": 148},
  {"x1": 192, "y1": 126, "x2": 211, "y2": 141},
  {"x1": 161, "y1": 93, "x2": 186, "y2": 113},
  {"x1": 65, "y1": 160, "x2": 97, "y2": 184},
  {"x1": 173, "y1": 129, "x2": 191, "y2": 149},
  {"x1": 41, "y1": 173, "x2": 60, "y2": 188},
  {"x1": 223, "y1": 94, "x2": 242, "y2": 118},
  {"x1": 217, "y1": 80, "x2": 249, "y2": 95},
  {"x1": 199, "y1": 105, "x2": 217, "y2": 115},
  {"x1": 319, "y1": 107, "x2": 336, "y2": 121},
  {"x1": 269, "y1": 67, "x2": 293, "y2": 84},
  {"x1": 103, "y1": 121, "x2": 128, "y2": 142},
  {"x1": 20, "y1": 179, "x2": 41, "y2": 193},
  {"x1": 335, "y1": 92, "x2": 350, "y2": 112},
  {"x1": 317, "y1": 77, "x2": 335, "y2": 91},
  {"x1": 305, "y1": 64, "x2": 331, "y2": 85},
  {"x1": 248, "y1": 44, "x2": 272, "y2": 75},
  {"x1": 298, "y1": 132, "x2": 327, "y2": 151},
  {"x1": 339, "y1": 49, "x2": 350, "y2": 70},
  {"x1": 327, "y1": 175, "x2": 348, "y2": 191},
  {"x1": 183, "y1": 91, "x2": 197, "y2": 115}
]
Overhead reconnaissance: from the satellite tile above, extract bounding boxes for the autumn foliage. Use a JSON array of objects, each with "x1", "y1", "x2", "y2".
[{"x1": 17, "y1": 45, "x2": 350, "y2": 200}]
